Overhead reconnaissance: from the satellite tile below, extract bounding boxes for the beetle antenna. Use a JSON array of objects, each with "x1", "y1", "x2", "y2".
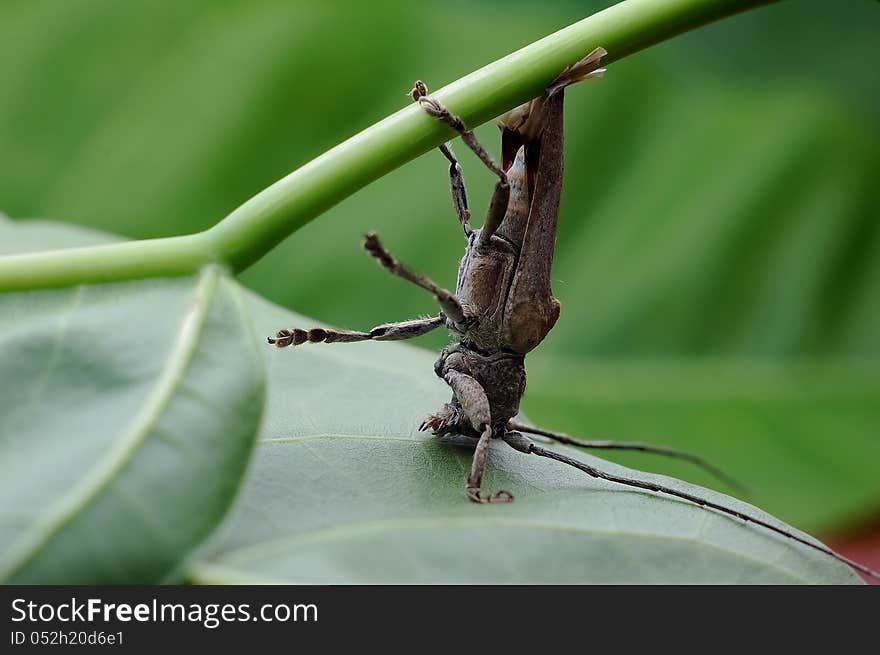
[
  {"x1": 507, "y1": 420, "x2": 749, "y2": 497},
  {"x1": 502, "y1": 431, "x2": 880, "y2": 580}
]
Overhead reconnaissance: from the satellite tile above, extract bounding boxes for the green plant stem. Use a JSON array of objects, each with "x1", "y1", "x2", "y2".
[
  {"x1": 0, "y1": 235, "x2": 218, "y2": 291},
  {"x1": 0, "y1": 0, "x2": 777, "y2": 292}
]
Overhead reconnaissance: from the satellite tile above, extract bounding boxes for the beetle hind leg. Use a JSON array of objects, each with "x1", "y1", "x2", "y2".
[
  {"x1": 410, "y1": 80, "x2": 506, "y2": 182},
  {"x1": 411, "y1": 80, "x2": 510, "y2": 245}
]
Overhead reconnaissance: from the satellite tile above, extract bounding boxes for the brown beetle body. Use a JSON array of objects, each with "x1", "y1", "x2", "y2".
[
  {"x1": 272, "y1": 48, "x2": 607, "y2": 502},
  {"x1": 429, "y1": 90, "x2": 569, "y2": 439},
  {"x1": 414, "y1": 51, "x2": 608, "y2": 501},
  {"x1": 266, "y1": 48, "x2": 880, "y2": 578}
]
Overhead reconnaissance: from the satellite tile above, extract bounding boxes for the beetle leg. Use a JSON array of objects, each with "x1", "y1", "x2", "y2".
[
  {"x1": 411, "y1": 80, "x2": 506, "y2": 182},
  {"x1": 420, "y1": 402, "x2": 466, "y2": 436},
  {"x1": 362, "y1": 232, "x2": 473, "y2": 329},
  {"x1": 437, "y1": 143, "x2": 473, "y2": 237},
  {"x1": 443, "y1": 370, "x2": 513, "y2": 503},
  {"x1": 268, "y1": 314, "x2": 444, "y2": 348},
  {"x1": 411, "y1": 80, "x2": 510, "y2": 246},
  {"x1": 411, "y1": 81, "x2": 472, "y2": 236}
]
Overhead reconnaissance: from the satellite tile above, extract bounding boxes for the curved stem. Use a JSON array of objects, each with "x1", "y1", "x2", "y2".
[
  {"x1": 0, "y1": 234, "x2": 218, "y2": 291},
  {"x1": 0, "y1": 0, "x2": 777, "y2": 291}
]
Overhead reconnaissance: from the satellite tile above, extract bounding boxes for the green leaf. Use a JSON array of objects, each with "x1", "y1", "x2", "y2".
[
  {"x1": 0, "y1": 221, "x2": 265, "y2": 583},
  {"x1": 188, "y1": 293, "x2": 860, "y2": 584},
  {"x1": 2, "y1": 4, "x2": 878, "y2": 531},
  {"x1": 2, "y1": 0, "x2": 878, "y2": 579},
  {"x1": 242, "y1": 82, "x2": 880, "y2": 533},
  {"x1": 0, "y1": 218, "x2": 861, "y2": 583},
  {"x1": 523, "y1": 357, "x2": 880, "y2": 531}
]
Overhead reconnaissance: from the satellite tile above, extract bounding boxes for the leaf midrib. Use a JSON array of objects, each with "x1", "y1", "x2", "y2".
[{"x1": 191, "y1": 516, "x2": 839, "y2": 585}]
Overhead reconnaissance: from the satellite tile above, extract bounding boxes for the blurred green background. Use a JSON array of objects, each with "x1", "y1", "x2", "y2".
[{"x1": 1, "y1": 0, "x2": 878, "y2": 538}]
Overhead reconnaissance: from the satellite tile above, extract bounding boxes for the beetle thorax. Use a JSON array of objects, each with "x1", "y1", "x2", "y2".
[{"x1": 434, "y1": 343, "x2": 526, "y2": 428}]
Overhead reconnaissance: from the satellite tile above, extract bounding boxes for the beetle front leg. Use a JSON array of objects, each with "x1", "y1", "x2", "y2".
[{"x1": 443, "y1": 369, "x2": 513, "y2": 504}]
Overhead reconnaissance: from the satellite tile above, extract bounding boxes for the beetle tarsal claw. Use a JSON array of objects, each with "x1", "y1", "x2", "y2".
[
  {"x1": 420, "y1": 403, "x2": 465, "y2": 436},
  {"x1": 467, "y1": 487, "x2": 514, "y2": 504},
  {"x1": 268, "y1": 329, "x2": 295, "y2": 348},
  {"x1": 417, "y1": 96, "x2": 444, "y2": 118},
  {"x1": 410, "y1": 80, "x2": 428, "y2": 101}
]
